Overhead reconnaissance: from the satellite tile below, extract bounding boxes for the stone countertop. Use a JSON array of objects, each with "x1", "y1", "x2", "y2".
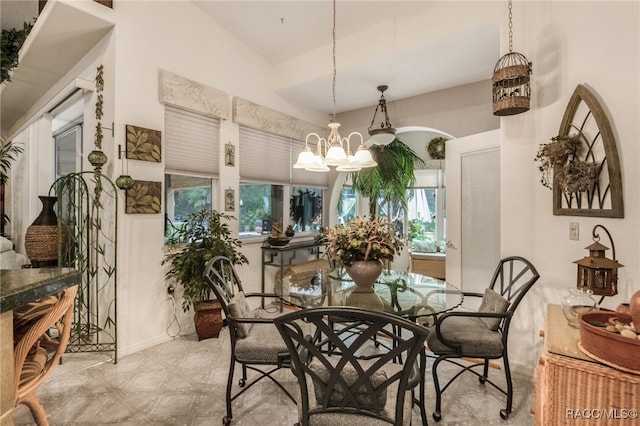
[{"x1": 0, "y1": 268, "x2": 80, "y2": 313}]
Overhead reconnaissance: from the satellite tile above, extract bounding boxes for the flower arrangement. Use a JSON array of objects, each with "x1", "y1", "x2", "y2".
[
  {"x1": 324, "y1": 216, "x2": 403, "y2": 267},
  {"x1": 535, "y1": 133, "x2": 598, "y2": 194}
]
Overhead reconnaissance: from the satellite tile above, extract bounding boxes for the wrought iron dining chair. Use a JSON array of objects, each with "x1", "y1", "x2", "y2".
[
  {"x1": 274, "y1": 306, "x2": 430, "y2": 426},
  {"x1": 427, "y1": 256, "x2": 540, "y2": 421},
  {"x1": 13, "y1": 284, "x2": 78, "y2": 426},
  {"x1": 203, "y1": 256, "x2": 295, "y2": 426}
]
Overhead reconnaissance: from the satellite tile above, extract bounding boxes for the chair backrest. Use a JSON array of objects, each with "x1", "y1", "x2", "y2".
[
  {"x1": 203, "y1": 255, "x2": 244, "y2": 318},
  {"x1": 274, "y1": 307, "x2": 429, "y2": 425},
  {"x1": 487, "y1": 256, "x2": 540, "y2": 315}
]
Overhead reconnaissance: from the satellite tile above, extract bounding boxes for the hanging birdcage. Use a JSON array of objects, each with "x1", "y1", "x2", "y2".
[
  {"x1": 492, "y1": 52, "x2": 532, "y2": 116},
  {"x1": 492, "y1": 0, "x2": 533, "y2": 116}
]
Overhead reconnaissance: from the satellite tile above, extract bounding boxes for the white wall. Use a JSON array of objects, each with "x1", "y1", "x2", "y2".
[
  {"x1": 110, "y1": 1, "x2": 327, "y2": 354},
  {"x1": 503, "y1": 1, "x2": 640, "y2": 374}
]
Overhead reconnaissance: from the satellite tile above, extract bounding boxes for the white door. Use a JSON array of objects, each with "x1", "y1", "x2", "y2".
[{"x1": 445, "y1": 129, "x2": 501, "y2": 296}]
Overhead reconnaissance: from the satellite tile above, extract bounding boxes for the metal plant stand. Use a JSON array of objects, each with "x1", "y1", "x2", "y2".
[{"x1": 51, "y1": 171, "x2": 118, "y2": 362}]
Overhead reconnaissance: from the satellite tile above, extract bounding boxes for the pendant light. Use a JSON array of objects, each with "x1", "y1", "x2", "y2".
[
  {"x1": 293, "y1": 0, "x2": 376, "y2": 172},
  {"x1": 367, "y1": 85, "x2": 396, "y2": 146}
]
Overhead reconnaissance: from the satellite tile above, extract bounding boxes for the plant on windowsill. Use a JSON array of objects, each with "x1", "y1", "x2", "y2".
[{"x1": 163, "y1": 209, "x2": 248, "y2": 339}]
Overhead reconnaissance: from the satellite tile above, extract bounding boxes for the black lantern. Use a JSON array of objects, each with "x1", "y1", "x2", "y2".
[{"x1": 573, "y1": 225, "x2": 623, "y2": 297}]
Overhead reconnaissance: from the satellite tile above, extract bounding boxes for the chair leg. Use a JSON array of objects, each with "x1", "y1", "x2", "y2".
[
  {"x1": 501, "y1": 353, "x2": 513, "y2": 420},
  {"x1": 431, "y1": 357, "x2": 444, "y2": 422},
  {"x1": 19, "y1": 393, "x2": 49, "y2": 426},
  {"x1": 224, "y1": 356, "x2": 236, "y2": 424},
  {"x1": 240, "y1": 365, "x2": 247, "y2": 387},
  {"x1": 417, "y1": 351, "x2": 429, "y2": 426},
  {"x1": 479, "y1": 359, "x2": 489, "y2": 384}
]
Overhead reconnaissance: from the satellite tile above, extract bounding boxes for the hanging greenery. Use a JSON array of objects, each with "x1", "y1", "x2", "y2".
[
  {"x1": 350, "y1": 139, "x2": 425, "y2": 217},
  {"x1": 1, "y1": 21, "x2": 34, "y2": 83}
]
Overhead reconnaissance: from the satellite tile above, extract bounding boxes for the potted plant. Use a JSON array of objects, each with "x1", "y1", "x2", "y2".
[
  {"x1": 324, "y1": 216, "x2": 403, "y2": 291},
  {"x1": 163, "y1": 208, "x2": 248, "y2": 339},
  {"x1": 350, "y1": 138, "x2": 424, "y2": 217},
  {"x1": 535, "y1": 134, "x2": 599, "y2": 194}
]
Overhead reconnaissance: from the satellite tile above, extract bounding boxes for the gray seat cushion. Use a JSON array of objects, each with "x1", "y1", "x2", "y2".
[
  {"x1": 234, "y1": 323, "x2": 288, "y2": 363},
  {"x1": 427, "y1": 316, "x2": 504, "y2": 357}
]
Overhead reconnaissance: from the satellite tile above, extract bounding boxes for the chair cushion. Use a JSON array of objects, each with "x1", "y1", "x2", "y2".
[
  {"x1": 308, "y1": 359, "x2": 387, "y2": 410},
  {"x1": 234, "y1": 323, "x2": 288, "y2": 363},
  {"x1": 228, "y1": 291, "x2": 253, "y2": 337},
  {"x1": 427, "y1": 316, "x2": 504, "y2": 357},
  {"x1": 478, "y1": 288, "x2": 510, "y2": 331}
]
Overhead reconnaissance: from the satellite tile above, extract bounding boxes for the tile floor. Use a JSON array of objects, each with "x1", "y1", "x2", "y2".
[{"x1": 15, "y1": 327, "x2": 535, "y2": 425}]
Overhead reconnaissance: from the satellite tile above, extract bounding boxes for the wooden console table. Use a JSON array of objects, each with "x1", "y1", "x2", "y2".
[
  {"x1": 535, "y1": 304, "x2": 640, "y2": 425},
  {"x1": 0, "y1": 268, "x2": 80, "y2": 426}
]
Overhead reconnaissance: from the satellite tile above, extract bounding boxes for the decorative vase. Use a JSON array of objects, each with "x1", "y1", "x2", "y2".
[
  {"x1": 615, "y1": 303, "x2": 632, "y2": 323},
  {"x1": 24, "y1": 196, "x2": 66, "y2": 268},
  {"x1": 346, "y1": 260, "x2": 383, "y2": 293},
  {"x1": 193, "y1": 300, "x2": 223, "y2": 340},
  {"x1": 629, "y1": 290, "x2": 640, "y2": 333},
  {"x1": 561, "y1": 287, "x2": 597, "y2": 328},
  {"x1": 285, "y1": 225, "x2": 295, "y2": 238}
]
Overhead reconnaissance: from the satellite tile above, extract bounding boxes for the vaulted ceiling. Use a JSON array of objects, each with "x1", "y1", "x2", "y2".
[{"x1": 1, "y1": 1, "x2": 505, "y2": 114}]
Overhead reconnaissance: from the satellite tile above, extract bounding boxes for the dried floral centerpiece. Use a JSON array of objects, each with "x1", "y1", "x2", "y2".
[
  {"x1": 535, "y1": 134, "x2": 598, "y2": 194},
  {"x1": 324, "y1": 216, "x2": 403, "y2": 268}
]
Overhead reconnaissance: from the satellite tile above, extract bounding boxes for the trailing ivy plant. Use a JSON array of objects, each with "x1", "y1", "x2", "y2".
[{"x1": 1, "y1": 21, "x2": 34, "y2": 83}]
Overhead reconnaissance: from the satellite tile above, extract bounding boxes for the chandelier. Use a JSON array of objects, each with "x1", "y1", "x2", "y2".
[
  {"x1": 293, "y1": 0, "x2": 377, "y2": 173},
  {"x1": 367, "y1": 85, "x2": 396, "y2": 146}
]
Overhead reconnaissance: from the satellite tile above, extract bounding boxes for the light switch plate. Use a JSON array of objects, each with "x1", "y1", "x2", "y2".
[{"x1": 569, "y1": 222, "x2": 579, "y2": 240}]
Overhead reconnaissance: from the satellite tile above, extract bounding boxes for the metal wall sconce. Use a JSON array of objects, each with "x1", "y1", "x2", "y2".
[
  {"x1": 115, "y1": 144, "x2": 134, "y2": 190},
  {"x1": 573, "y1": 224, "x2": 623, "y2": 299}
]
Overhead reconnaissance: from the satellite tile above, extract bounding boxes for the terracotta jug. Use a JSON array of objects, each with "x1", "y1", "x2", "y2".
[{"x1": 630, "y1": 290, "x2": 640, "y2": 333}]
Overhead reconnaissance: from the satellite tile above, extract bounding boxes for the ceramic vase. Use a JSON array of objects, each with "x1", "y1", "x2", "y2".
[
  {"x1": 24, "y1": 196, "x2": 65, "y2": 268},
  {"x1": 630, "y1": 290, "x2": 640, "y2": 333},
  {"x1": 346, "y1": 260, "x2": 383, "y2": 293}
]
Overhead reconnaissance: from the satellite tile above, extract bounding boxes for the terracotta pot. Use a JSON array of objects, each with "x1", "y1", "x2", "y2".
[
  {"x1": 630, "y1": 290, "x2": 640, "y2": 333},
  {"x1": 194, "y1": 300, "x2": 223, "y2": 341},
  {"x1": 346, "y1": 260, "x2": 383, "y2": 293}
]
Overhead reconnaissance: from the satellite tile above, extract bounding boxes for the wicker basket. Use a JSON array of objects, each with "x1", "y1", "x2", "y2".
[{"x1": 24, "y1": 225, "x2": 67, "y2": 265}]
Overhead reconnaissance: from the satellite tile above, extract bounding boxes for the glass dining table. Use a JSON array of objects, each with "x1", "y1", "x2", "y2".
[{"x1": 278, "y1": 268, "x2": 463, "y2": 324}]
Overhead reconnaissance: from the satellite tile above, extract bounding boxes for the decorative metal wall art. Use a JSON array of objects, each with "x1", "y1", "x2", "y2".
[
  {"x1": 126, "y1": 124, "x2": 161, "y2": 162},
  {"x1": 225, "y1": 188, "x2": 235, "y2": 211},
  {"x1": 125, "y1": 180, "x2": 162, "y2": 214},
  {"x1": 553, "y1": 84, "x2": 623, "y2": 218},
  {"x1": 225, "y1": 142, "x2": 235, "y2": 166}
]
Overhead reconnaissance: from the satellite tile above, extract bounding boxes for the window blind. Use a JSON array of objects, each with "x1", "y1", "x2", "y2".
[
  {"x1": 238, "y1": 126, "x2": 327, "y2": 188},
  {"x1": 164, "y1": 105, "x2": 220, "y2": 176}
]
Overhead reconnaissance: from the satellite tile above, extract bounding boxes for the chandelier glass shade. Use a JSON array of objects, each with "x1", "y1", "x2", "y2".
[
  {"x1": 293, "y1": 0, "x2": 377, "y2": 173},
  {"x1": 293, "y1": 122, "x2": 377, "y2": 172},
  {"x1": 367, "y1": 85, "x2": 396, "y2": 146}
]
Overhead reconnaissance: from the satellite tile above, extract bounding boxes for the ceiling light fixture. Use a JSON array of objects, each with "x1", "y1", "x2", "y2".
[
  {"x1": 367, "y1": 84, "x2": 396, "y2": 146},
  {"x1": 293, "y1": 0, "x2": 376, "y2": 173}
]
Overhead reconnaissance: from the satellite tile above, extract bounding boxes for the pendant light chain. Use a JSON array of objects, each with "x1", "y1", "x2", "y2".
[
  {"x1": 331, "y1": 0, "x2": 337, "y2": 120},
  {"x1": 508, "y1": 0, "x2": 513, "y2": 53}
]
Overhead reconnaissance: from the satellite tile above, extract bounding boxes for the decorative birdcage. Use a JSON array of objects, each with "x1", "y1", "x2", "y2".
[{"x1": 492, "y1": 0, "x2": 533, "y2": 116}]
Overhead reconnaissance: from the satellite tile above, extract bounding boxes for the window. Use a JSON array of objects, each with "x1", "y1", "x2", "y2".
[
  {"x1": 54, "y1": 123, "x2": 82, "y2": 179},
  {"x1": 239, "y1": 184, "x2": 283, "y2": 237},
  {"x1": 407, "y1": 187, "x2": 446, "y2": 253},
  {"x1": 290, "y1": 186, "x2": 322, "y2": 232},
  {"x1": 238, "y1": 126, "x2": 327, "y2": 239},
  {"x1": 338, "y1": 186, "x2": 356, "y2": 224},
  {"x1": 164, "y1": 105, "x2": 220, "y2": 244},
  {"x1": 165, "y1": 174, "x2": 213, "y2": 244}
]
